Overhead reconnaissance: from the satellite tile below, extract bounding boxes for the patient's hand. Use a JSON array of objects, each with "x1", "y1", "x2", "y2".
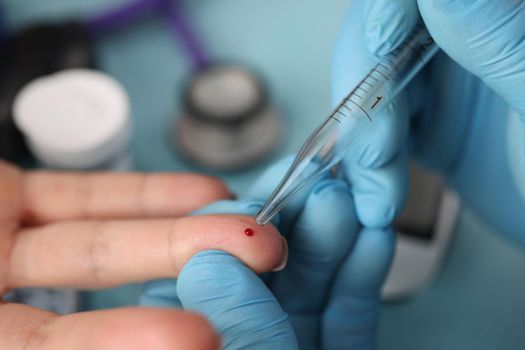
[{"x1": 0, "y1": 160, "x2": 288, "y2": 349}]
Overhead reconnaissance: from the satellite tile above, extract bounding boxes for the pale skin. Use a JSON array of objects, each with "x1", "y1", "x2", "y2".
[{"x1": 0, "y1": 160, "x2": 286, "y2": 349}]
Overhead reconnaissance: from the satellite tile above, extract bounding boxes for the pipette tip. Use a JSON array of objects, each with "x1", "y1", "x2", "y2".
[
  {"x1": 254, "y1": 214, "x2": 269, "y2": 226},
  {"x1": 255, "y1": 206, "x2": 275, "y2": 226}
]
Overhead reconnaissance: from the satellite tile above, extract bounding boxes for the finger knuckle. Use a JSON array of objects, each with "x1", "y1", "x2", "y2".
[{"x1": 86, "y1": 221, "x2": 110, "y2": 284}]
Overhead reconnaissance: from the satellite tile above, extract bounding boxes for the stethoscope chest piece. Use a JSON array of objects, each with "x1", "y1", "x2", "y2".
[{"x1": 174, "y1": 64, "x2": 282, "y2": 170}]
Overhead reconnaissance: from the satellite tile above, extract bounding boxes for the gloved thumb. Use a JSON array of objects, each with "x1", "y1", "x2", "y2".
[
  {"x1": 176, "y1": 250, "x2": 299, "y2": 350},
  {"x1": 418, "y1": 0, "x2": 525, "y2": 117}
]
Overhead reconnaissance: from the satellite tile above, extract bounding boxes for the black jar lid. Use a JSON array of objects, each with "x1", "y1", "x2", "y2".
[{"x1": 0, "y1": 21, "x2": 96, "y2": 162}]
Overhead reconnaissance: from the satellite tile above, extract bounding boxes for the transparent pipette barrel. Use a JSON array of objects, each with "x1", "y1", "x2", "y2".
[{"x1": 255, "y1": 22, "x2": 439, "y2": 225}]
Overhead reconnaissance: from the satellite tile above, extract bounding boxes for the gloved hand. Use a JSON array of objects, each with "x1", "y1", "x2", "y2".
[
  {"x1": 334, "y1": 0, "x2": 525, "y2": 242},
  {"x1": 141, "y1": 2, "x2": 525, "y2": 349},
  {"x1": 141, "y1": 157, "x2": 395, "y2": 350}
]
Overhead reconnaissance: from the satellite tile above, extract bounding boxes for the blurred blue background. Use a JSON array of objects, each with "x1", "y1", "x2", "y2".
[{"x1": 2, "y1": 1, "x2": 525, "y2": 349}]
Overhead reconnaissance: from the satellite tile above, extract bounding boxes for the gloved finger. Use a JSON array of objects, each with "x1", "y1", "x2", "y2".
[
  {"x1": 322, "y1": 227, "x2": 396, "y2": 350},
  {"x1": 334, "y1": 0, "x2": 412, "y2": 228},
  {"x1": 0, "y1": 303, "x2": 219, "y2": 350},
  {"x1": 244, "y1": 156, "x2": 323, "y2": 233},
  {"x1": 344, "y1": 142, "x2": 409, "y2": 229},
  {"x1": 365, "y1": 0, "x2": 419, "y2": 56},
  {"x1": 270, "y1": 179, "x2": 359, "y2": 350},
  {"x1": 177, "y1": 250, "x2": 299, "y2": 350},
  {"x1": 418, "y1": 0, "x2": 525, "y2": 117}
]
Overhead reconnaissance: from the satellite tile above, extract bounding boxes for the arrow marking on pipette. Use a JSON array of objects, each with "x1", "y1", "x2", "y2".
[{"x1": 371, "y1": 96, "x2": 382, "y2": 109}]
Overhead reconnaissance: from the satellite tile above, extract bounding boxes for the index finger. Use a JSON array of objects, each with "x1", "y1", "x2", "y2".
[
  {"x1": 7, "y1": 215, "x2": 286, "y2": 289},
  {"x1": 22, "y1": 171, "x2": 232, "y2": 224}
]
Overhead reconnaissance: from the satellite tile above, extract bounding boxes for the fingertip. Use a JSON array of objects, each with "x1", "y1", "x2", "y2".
[
  {"x1": 365, "y1": 0, "x2": 419, "y2": 56},
  {"x1": 221, "y1": 215, "x2": 285, "y2": 274},
  {"x1": 139, "y1": 310, "x2": 219, "y2": 350},
  {"x1": 333, "y1": 227, "x2": 396, "y2": 296},
  {"x1": 175, "y1": 215, "x2": 286, "y2": 274},
  {"x1": 169, "y1": 311, "x2": 221, "y2": 350},
  {"x1": 365, "y1": 15, "x2": 402, "y2": 56},
  {"x1": 87, "y1": 308, "x2": 219, "y2": 350},
  {"x1": 270, "y1": 178, "x2": 358, "y2": 301},
  {"x1": 176, "y1": 252, "x2": 264, "y2": 319},
  {"x1": 348, "y1": 227, "x2": 396, "y2": 288},
  {"x1": 347, "y1": 152, "x2": 408, "y2": 229},
  {"x1": 420, "y1": 0, "x2": 462, "y2": 14},
  {"x1": 181, "y1": 175, "x2": 233, "y2": 207},
  {"x1": 356, "y1": 197, "x2": 397, "y2": 229},
  {"x1": 311, "y1": 178, "x2": 349, "y2": 197},
  {"x1": 305, "y1": 179, "x2": 359, "y2": 240},
  {"x1": 141, "y1": 174, "x2": 232, "y2": 217},
  {"x1": 365, "y1": 22, "x2": 386, "y2": 56},
  {"x1": 176, "y1": 250, "x2": 255, "y2": 301},
  {"x1": 177, "y1": 251, "x2": 297, "y2": 349},
  {"x1": 342, "y1": 95, "x2": 410, "y2": 169},
  {"x1": 137, "y1": 310, "x2": 220, "y2": 350},
  {"x1": 353, "y1": 177, "x2": 406, "y2": 229},
  {"x1": 361, "y1": 227, "x2": 397, "y2": 258},
  {"x1": 322, "y1": 227, "x2": 395, "y2": 349}
]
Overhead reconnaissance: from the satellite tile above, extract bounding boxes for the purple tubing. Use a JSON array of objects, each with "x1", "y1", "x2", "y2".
[
  {"x1": 84, "y1": 0, "x2": 166, "y2": 37},
  {"x1": 163, "y1": 0, "x2": 209, "y2": 69},
  {"x1": 84, "y1": 0, "x2": 209, "y2": 69}
]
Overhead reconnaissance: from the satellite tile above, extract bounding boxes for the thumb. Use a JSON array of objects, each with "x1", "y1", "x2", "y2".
[
  {"x1": 177, "y1": 251, "x2": 299, "y2": 350},
  {"x1": 418, "y1": 0, "x2": 525, "y2": 116}
]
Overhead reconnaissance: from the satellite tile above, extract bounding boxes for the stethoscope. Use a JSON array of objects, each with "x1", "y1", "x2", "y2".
[{"x1": 0, "y1": 0, "x2": 282, "y2": 170}]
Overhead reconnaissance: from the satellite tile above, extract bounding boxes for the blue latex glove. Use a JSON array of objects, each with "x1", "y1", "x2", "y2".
[
  {"x1": 141, "y1": 157, "x2": 395, "y2": 350},
  {"x1": 333, "y1": 0, "x2": 525, "y2": 242},
  {"x1": 141, "y1": 2, "x2": 525, "y2": 348},
  {"x1": 142, "y1": 249, "x2": 298, "y2": 350}
]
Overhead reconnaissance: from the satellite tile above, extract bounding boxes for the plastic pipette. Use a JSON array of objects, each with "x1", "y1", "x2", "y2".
[{"x1": 255, "y1": 22, "x2": 439, "y2": 225}]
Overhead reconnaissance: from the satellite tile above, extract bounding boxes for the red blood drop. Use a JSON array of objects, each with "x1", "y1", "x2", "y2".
[{"x1": 244, "y1": 228, "x2": 255, "y2": 237}]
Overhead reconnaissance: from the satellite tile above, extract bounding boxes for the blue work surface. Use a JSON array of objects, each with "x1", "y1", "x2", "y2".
[{"x1": 3, "y1": 1, "x2": 525, "y2": 349}]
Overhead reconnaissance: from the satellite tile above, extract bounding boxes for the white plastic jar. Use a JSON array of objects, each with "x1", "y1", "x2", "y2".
[{"x1": 13, "y1": 69, "x2": 133, "y2": 170}]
